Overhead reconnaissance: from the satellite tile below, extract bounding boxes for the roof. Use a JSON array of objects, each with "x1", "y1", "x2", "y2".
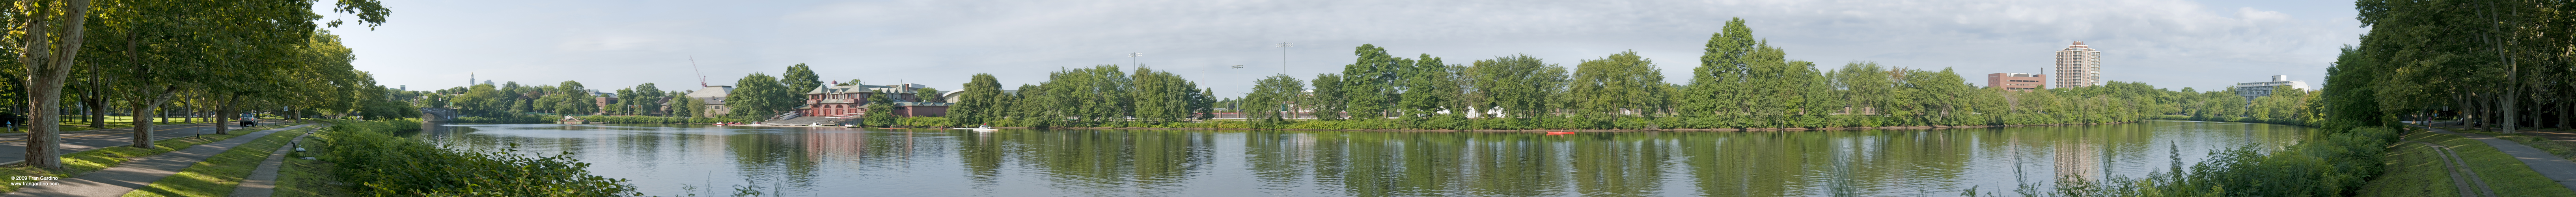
[
  {"x1": 686, "y1": 85, "x2": 734, "y2": 105},
  {"x1": 807, "y1": 83, "x2": 940, "y2": 95}
]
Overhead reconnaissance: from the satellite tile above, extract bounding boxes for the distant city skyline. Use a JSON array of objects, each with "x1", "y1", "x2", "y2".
[{"x1": 321, "y1": 0, "x2": 2360, "y2": 95}]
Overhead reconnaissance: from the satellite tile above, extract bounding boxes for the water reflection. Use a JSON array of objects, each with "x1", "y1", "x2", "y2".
[{"x1": 409, "y1": 120, "x2": 2302, "y2": 197}]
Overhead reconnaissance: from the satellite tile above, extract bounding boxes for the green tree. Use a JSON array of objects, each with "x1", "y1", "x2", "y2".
[
  {"x1": 1339, "y1": 44, "x2": 1408, "y2": 119},
  {"x1": 1469, "y1": 54, "x2": 1568, "y2": 119},
  {"x1": 1399, "y1": 54, "x2": 1459, "y2": 119},
  {"x1": 1309, "y1": 74, "x2": 1346, "y2": 120},
  {"x1": 783, "y1": 63, "x2": 822, "y2": 93},
  {"x1": 1244, "y1": 75, "x2": 1306, "y2": 127},
  {"x1": 1569, "y1": 51, "x2": 1668, "y2": 119},
  {"x1": 726, "y1": 73, "x2": 796, "y2": 120},
  {"x1": 950, "y1": 74, "x2": 1006, "y2": 126},
  {"x1": 1130, "y1": 67, "x2": 1193, "y2": 123},
  {"x1": 1569, "y1": 51, "x2": 1669, "y2": 129},
  {"x1": 865, "y1": 89, "x2": 896, "y2": 127}
]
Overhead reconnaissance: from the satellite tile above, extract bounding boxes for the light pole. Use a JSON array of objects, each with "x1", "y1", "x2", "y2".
[
  {"x1": 1274, "y1": 43, "x2": 1292, "y2": 74},
  {"x1": 1232, "y1": 65, "x2": 1245, "y2": 117},
  {"x1": 1129, "y1": 52, "x2": 1144, "y2": 66}
]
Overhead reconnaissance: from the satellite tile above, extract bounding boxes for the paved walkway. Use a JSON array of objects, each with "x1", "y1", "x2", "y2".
[
  {"x1": 0, "y1": 121, "x2": 287, "y2": 164},
  {"x1": 0, "y1": 125, "x2": 311, "y2": 197},
  {"x1": 226, "y1": 129, "x2": 313, "y2": 197},
  {"x1": 2417, "y1": 125, "x2": 2576, "y2": 192}
]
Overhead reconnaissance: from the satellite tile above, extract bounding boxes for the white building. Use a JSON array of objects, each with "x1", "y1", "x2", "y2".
[
  {"x1": 685, "y1": 85, "x2": 735, "y2": 116},
  {"x1": 2055, "y1": 41, "x2": 2103, "y2": 88},
  {"x1": 2233, "y1": 75, "x2": 2310, "y2": 101}
]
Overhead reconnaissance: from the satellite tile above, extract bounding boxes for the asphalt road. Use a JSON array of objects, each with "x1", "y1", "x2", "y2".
[{"x1": 0, "y1": 120, "x2": 289, "y2": 163}]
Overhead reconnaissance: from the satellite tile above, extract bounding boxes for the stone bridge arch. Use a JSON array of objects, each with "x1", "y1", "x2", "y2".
[{"x1": 419, "y1": 108, "x2": 461, "y2": 122}]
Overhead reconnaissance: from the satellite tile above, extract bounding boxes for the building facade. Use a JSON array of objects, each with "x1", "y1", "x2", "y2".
[
  {"x1": 685, "y1": 85, "x2": 734, "y2": 117},
  {"x1": 2233, "y1": 75, "x2": 2311, "y2": 101},
  {"x1": 799, "y1": 83, "x2": 951, "y2": 117},
  {"x1": 2055, "y1": 41, "x2": 2102, "y2": 88},
  {"x1": 1987, "y1": 73, "x2": 2047, "y2": 92}
]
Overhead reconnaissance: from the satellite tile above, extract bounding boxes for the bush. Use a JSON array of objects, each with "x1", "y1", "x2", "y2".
[{"x1": 314, "y1": 119, "x2": 642, "y2": 196}]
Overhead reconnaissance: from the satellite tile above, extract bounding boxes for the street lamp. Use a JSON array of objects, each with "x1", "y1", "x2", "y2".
[{"x1": 1230, "y1": 65, "x2": 1244, "y2": 94}]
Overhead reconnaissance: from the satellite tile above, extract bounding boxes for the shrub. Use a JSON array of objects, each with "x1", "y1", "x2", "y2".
[
  {"x1": 2047, "y1": 126, "x2": 2395, "y2": 197},
  {"x1": 314, "y1": 119, "x2": 642, "y2": 196}
]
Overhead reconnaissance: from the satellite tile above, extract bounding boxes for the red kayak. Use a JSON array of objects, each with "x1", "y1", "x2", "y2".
[{"x1": 1545, "y1": 132, "x2": 1575, "y2": 135}]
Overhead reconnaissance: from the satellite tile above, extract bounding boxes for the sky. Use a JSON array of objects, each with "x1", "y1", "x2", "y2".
[{"x1": 321, "y1": 0, "x2": 2365, "y2": 96}]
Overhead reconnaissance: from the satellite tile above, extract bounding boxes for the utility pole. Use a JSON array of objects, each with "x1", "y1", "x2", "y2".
[{"x1": 1129, "y1": 53, "x2": 1144, "y2": 67}]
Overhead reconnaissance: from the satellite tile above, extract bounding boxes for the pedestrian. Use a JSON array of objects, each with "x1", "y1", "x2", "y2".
[{"x1": 1, "y1": 112, "x2": 15, "y2": 132}]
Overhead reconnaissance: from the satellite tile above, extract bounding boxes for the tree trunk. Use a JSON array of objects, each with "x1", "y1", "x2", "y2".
[
  {"x1": 2545, "y1": 98, "x2": 2565, "y2": 128},
  {"x1": 129, "y1": 86, "x2": 172, "y2": 148},
  {"x1": 216, "y1": 95, "x2": 234, "y2": 135},
  {"x1": 17, "y1": 0, "x2": 96, "y2": 169},
  {"x1": 87, "y1": 59, "x2": 103, "y2": 130},
  {"x1": 2505, "y1": 87, "x2": 2519, "y2": 134}
]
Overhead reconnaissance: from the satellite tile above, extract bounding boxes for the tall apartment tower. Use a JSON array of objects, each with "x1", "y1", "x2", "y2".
[{"x1": 2054, "y1": 41, "x2": 2102, "y2": 88}]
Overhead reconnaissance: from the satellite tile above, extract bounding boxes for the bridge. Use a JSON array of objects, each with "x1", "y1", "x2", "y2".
[{"x1": 419, "y1": 108, "x2": 461, "y2": 122}]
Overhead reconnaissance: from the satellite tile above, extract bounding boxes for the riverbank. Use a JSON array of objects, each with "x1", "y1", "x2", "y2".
[
  {"x1": 862, "y1": 115, "x2": 2157, "y2": 132},
  {"x1": 286, "y1": 119, "x2": 642, "y2": 196},
  {"x1": 406, "y1": 119, "x2": 2306, "y2": 196},
  {"x1": 990, "y1": 121, "x2": 2143, "y2": 132}
]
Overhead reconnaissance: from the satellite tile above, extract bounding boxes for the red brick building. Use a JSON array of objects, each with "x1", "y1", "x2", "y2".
[{"x1": 1988, "y1": 73, "x2": 2046, "y2": 92}]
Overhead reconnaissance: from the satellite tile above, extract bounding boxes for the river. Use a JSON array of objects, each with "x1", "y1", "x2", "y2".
[{"x1": 405, "y1": 120, "x2": 2305, "y2": 197}]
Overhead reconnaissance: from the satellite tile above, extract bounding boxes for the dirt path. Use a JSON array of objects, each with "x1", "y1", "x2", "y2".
[
  {"x1": 2417, "y1": 125, "x2": 2576, "y2": 192},
  {"x1": 2406, "y1": 140, "x2": 2500, "y2": 197}
]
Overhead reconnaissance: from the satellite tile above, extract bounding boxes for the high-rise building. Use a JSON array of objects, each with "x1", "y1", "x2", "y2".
[
  {"x1": 1987, "y1": 73, "x2": 2046, "y2": 91},
  {"x1": 2054, "y1": 41, "x2": 2102, "y2": 88},
  {"x1": 2234, "y1": 75, "x2": 2311, "y2": 101}
]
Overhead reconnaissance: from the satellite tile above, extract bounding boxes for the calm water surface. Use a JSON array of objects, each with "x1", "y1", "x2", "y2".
[{"x1": 406, "y1": 120, "x2": 2304, "y2": 197}]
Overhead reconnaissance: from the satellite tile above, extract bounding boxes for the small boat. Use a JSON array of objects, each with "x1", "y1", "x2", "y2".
[
  {"x1": 1545, "y1": 132, "x2": 1575, "y2": 135},
  {"x1": 557, "y1": 116, "x2": 590, "y2": 124}
]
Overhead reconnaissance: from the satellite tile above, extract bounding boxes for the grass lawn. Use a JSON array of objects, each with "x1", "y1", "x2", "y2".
[
  {"x1": 2355, "y1": 138, "x2": 2460, "y2": 197},
  {"x1": 2407, "y1": 131, "x2": 2576, "y2": 196},
  {"x1": 2437, "y1": 126, "x2": 2576, "y2": 160},
  {"x1": 121, "y1": 126, "x2": 315, "y2": 197},
  {"x1": 0, "y1": 124, "x2": 287, "y2": 193}
]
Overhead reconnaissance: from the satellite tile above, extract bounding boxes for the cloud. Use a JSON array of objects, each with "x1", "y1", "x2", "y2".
[{"x1": 335, "y1": 0, "x2": 2360, "y2": 95}]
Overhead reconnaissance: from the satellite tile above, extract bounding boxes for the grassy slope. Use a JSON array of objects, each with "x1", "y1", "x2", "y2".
[
  {"x1": 2408, "y1": 132, "x2": 2576, "y2": 196},
  {"x1": 270, "y1": 152, "x2": 349, "y2": 197},
  {"x1": 120, "y1": 126, "x2": 312, "y2": 197},
  {"x1": 0, "y1": 124, "x2": 284, "y2": 193},
  {"x1": 2354, "y1": 140, "x2": 2459, "y2": 197}
]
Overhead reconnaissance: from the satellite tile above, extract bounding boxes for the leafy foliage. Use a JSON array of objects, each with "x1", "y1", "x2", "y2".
[{"x1": 315, "y1": 119, "x2": 642, "y2": 196}]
